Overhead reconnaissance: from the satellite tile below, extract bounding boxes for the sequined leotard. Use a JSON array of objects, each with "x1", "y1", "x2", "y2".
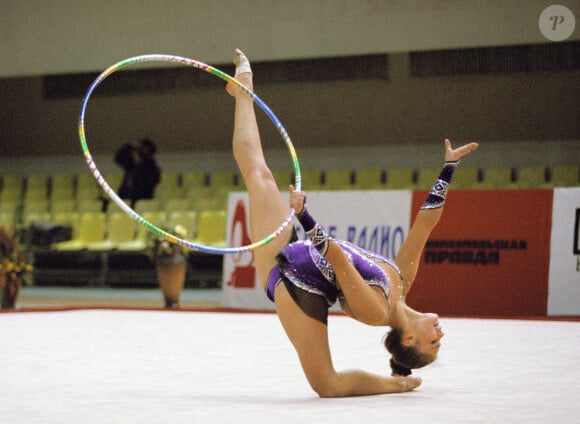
[{"x1": 266, "y1": 238, "x2": 400, "y2": 324}]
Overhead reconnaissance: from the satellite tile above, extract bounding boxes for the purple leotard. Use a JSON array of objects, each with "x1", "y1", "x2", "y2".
[{"x1": 266, "y1": 239, "x2": 400, "y2": 308}]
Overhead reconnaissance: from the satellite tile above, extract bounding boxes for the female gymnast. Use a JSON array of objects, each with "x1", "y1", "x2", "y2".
[{"x1": 226, "y1": 49, "x2": 478, "y2": 397}]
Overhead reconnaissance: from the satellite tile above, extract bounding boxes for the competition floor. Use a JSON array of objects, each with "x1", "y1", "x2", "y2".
[{"x1": 1, "y1": 288, "x2": 579, "y2": 423}]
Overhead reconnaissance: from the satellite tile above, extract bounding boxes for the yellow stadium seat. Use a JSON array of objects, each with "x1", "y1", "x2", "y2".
[
  {"x1": 87, "y1": 212, "x2": 137, "y2": 251},
  {"x1": 182, "y1": 171, "x2": 207, "y2": 189},
  {"x1": 26, "y1": 174, "x2": 49, "y2": 193},
  {"x1": 193, "y1": 210, "x2": 227, "y2": 247},
  {"x1": 0, "y1": 187, "x2": 22, "y2": 203},
  {"x1": 416, "y1": 168, "x2": 441, "y2": 189},
  {"x1": 324, "y1": 169, "x2": 353, "y2": 190},
  {"x1": 78, "y1": 199, "x2": 104, "y2": 213},
  {"x1": 23, "y1": 199, "x2": 50, "y2": 214},
  {"x1": 2, "y1": 174, "x2": 24, "y2": 192},
  {"x1": 480, "y1": 167, "x2": 513, "y2": 189},
  {"x1": 0, "y1": 211, "x2": 16, "y2": 228},
  {"x1": 385, "y1": 168, "x2": 415, "y2": 189},
  {"x1": 154, "y1": 172, "x2": 184, "y2": 199},
  {"x1": 117, "y1": 211, "x2": 167, "y2": 251},
  {"x1": 453, "y1": 167, "x2": 480, "y2": 189},
  {"x1": 76, "y1": 173, "x2": 101, "y2": 200},
  {"x1": 51, "y1": 199, "x2": 77, "y2": 214},
  {"x1": 52, "y1": 212, "x2": 80, "y2": 238},
  {"x1": 23, "y1": 188, "x2": 48, "y2": 203},
  {"x1": 167, "y1": 210, "x2": 198, "y2": 240},
  {"x1": 22, "y1": 211, "x2": 52, "y2": 227},
  {"x1": 163, "y1": 198, "x2": 191, "y2": 213},
  {"x1": 551, "y1": 164, "x2": 578, "y2": 187},
  {"x1": 353, "y1": 168, "x2": 384, "y2": 190},
  {"x1": 103, "y1": 172, "x2": 123, "y2": 192},
  {"x1": 271, "y1": 169, "x2": 293, "y2": 190},
  {"x1": 209, "y1": 170, "x2": 235, "y2": 187},
  {"x1": 0, "y1": 198, "x2": 20, "y2": 214},
  {"x1": 300, "y1": 169, "x2": 323, "y2": 190},
  {"x1": 51, "y1": 174, "x2": 75, "y2": 201},
  {"x1": 515, "y1": 166, "x2": 547, "y2": 188},
  {"x1": 53, "y1": 212, "x2": 107, "y2": 250},
  {"x1": 134, "y1": 198, "x2": 161, "y2": 214}
]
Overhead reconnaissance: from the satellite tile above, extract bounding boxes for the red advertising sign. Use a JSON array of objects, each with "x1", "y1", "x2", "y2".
[{"x1": 407, "y1": 189, "x2": 553, "y2": 316}]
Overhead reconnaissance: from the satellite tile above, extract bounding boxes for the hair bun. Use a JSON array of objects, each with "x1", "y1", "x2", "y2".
[{"x1": 390, "y1": 358, "x2": 412, "y2": 376}]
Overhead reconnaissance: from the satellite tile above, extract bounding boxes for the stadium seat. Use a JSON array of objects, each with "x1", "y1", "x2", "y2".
[
  {"x1": 272, "y1": 169, "x2": 294, "y2": 190},
  {"x1": 0, "y1": 187, "x2": 22, "y2": 203},
  {"x1": 163, "y1": 198, "x2": 191, "y2": 213},
  {"x1": 515, "y1": 166, "x2": 547, "y2": 188},
  {"x1": 453, "y1": 167, "x2": 481, "y2": 189},
  {"x1": 87, "y1": 212, "x2": 137, "y2": 251},
  {"x1": 182, "y1": 171, "x2": 207, "y2": 189},
  {"x1": 2, "y1": 174, "x2": 24, "y2": 192},
  {"x1": 51, "y1": 174, "x2": 75, "y2": 200},
  {"x1": 551, "y1": 164, "x2": 578, "y2": 187},
  {"x1": 167, "y1": 210, "x2": 198, "y2": 240},
  {"x1": 416, "y1": 168, "x2": 441, "y2": 189},
  {"x1": 52, "y1": 212, "x2": 107, "y2": 250},
  {"x1": 324, "y1": 169, "x2": 353, "y2": 190},
  {"x1": 76, "y1": 173, "x2": 101, "y2": 200},
  {"x1": 134, "y1": 198, "x2": 161, "y2": 214},
  {"x1": 154, "y1": 171, "x2": 183, "y2": 200},
  {"x1": 480, "y1": 167, "x2": 513, "y2": 189},
  {"x1": 0, "y1": 211, "x2": 16, "y2": 228},
  {"x1": 22, "y1": 211, "x2": 52, "y2": 227},
  {"x1": 77, "y1": 199, "x2": 104, "y2": 213},
  {"x1": 193, "y1": 210, "x2": 227, "y2": 247},
  {"x1": 52, "y1": 212, "x2": 80, "y2": 238},
  {"x1": 208, "y1": 170, "x2": 237, "y2": 191},
  {"x1": 51, "y1": 199, "x2": 77, "y2": 215},
  {"x1": 26, "y1": 174, "x2": 49, "y2": 195},
  {"x1": 117, "y1": 211, "x2": 167, "y2": 251},
  {"x1": 300, "y1": 169, "x2": 323, "y2": 190},
  {"x1": 353, "y1": 168, "x2": 384, "y2": 190},
  {"x1": 103, "y1": 172, "x2": 123, "y2": 192},
  {"x1": 385, "y1": 168, "x2": 415, "y2": 189}
]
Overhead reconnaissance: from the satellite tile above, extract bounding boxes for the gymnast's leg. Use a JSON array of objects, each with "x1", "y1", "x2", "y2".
[{"x1": 226, "y1": 49, "x2": 294, "y2": 287}]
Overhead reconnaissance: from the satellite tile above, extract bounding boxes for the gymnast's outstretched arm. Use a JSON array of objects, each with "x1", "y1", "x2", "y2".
[{"x1": 394, "y1": 139, "x2": 478, "y2": 295}]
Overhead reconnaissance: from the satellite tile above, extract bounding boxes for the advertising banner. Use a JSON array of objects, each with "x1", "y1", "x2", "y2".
[
  {"x1": 547, "y1": 188, "x2": 580, "y2": 315},
  {"x1": 407, "y1": 190, "x2": 553, "y2": 316},
  {"x1": 222, "y1": 190, "x2": 413, "y2": 310}
]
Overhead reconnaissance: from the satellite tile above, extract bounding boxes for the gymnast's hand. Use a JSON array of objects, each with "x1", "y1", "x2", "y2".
[
  {"x1": 289, "y1": 185, "x2": 306, "y2": 215},
  {"x1": 444, "y1": 138, "x2": 478, "y2": 162},
  {"x1": 390, "y1": 375, "x2": 422, "y2": 392}
]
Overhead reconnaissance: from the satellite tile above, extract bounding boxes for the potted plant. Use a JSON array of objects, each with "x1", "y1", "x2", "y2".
[
  {"x1": 0, "y1": 225, "x2": 33, "y2": 309},
  {"x1": 147, "y1": 224, "x2": 189, "y2": 309}
]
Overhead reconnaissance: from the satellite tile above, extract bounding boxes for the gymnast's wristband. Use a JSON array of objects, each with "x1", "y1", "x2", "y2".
[
  {"x1": 295, "y1": 208, "x2": 329, "y2": 255},
  {"x1": 421, "y1": 161, "x2": 458, "y2": 210}
]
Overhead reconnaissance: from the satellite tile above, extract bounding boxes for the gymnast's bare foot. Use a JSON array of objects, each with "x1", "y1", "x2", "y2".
[{"x1": 226, "y1": 48, "x2": 253, "y2": 96}]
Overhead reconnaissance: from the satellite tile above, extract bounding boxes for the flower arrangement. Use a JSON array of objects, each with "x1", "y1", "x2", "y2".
[
  {"x1": 0, "y1": 225, "x2": 33, "y2": 309},
  {"x1": 146, "y1": 224, "x2": 189, "y2": 264}
]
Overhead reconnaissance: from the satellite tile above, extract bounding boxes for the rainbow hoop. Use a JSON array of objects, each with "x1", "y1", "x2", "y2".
[{"x1": 79, "y1": 54, "x2": 301, "y2": 254}]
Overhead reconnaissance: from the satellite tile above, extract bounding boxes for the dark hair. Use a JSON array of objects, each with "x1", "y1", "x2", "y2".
[
  {"x1": 384, "y1": 328, "x2": 434, "y2": 376},
  {"x1": 138, "y1": 138, "x2": 157, "y2": 157}
]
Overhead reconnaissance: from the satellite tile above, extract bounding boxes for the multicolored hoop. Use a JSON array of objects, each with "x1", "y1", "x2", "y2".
[{"x1": 78, "y1": 54, "x2": 301, "y2": 254}]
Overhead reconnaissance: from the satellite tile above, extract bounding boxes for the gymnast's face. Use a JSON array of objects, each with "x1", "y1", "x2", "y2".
[{"x1": 415, "y1": 313, "x2": 444, "y2": 358}]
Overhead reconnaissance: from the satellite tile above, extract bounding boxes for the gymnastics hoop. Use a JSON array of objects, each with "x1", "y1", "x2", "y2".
[{"x1": 78, "y1": 54, "x2": 301, "y2": 254}]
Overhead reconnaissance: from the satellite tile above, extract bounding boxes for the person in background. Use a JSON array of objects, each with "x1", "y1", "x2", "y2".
[{"x1": 115, "y1": 138, "x2": 161, "y2": 208}]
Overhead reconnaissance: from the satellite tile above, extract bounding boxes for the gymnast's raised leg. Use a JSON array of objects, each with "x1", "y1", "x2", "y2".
[{"x1": 226, "y1": 49, "x2": 295, "y2": 287}]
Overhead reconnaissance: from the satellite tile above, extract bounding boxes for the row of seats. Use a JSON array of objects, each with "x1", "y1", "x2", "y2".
[
  {"x1": 0, "y1": 164, "x2": 577, "y2": 229},
  {"x1": 1, "y1": 164, "x2": 577, "y2": 202},
  {"x1": 38, "y1": 209, "x2": 227, "y2": 252}
]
